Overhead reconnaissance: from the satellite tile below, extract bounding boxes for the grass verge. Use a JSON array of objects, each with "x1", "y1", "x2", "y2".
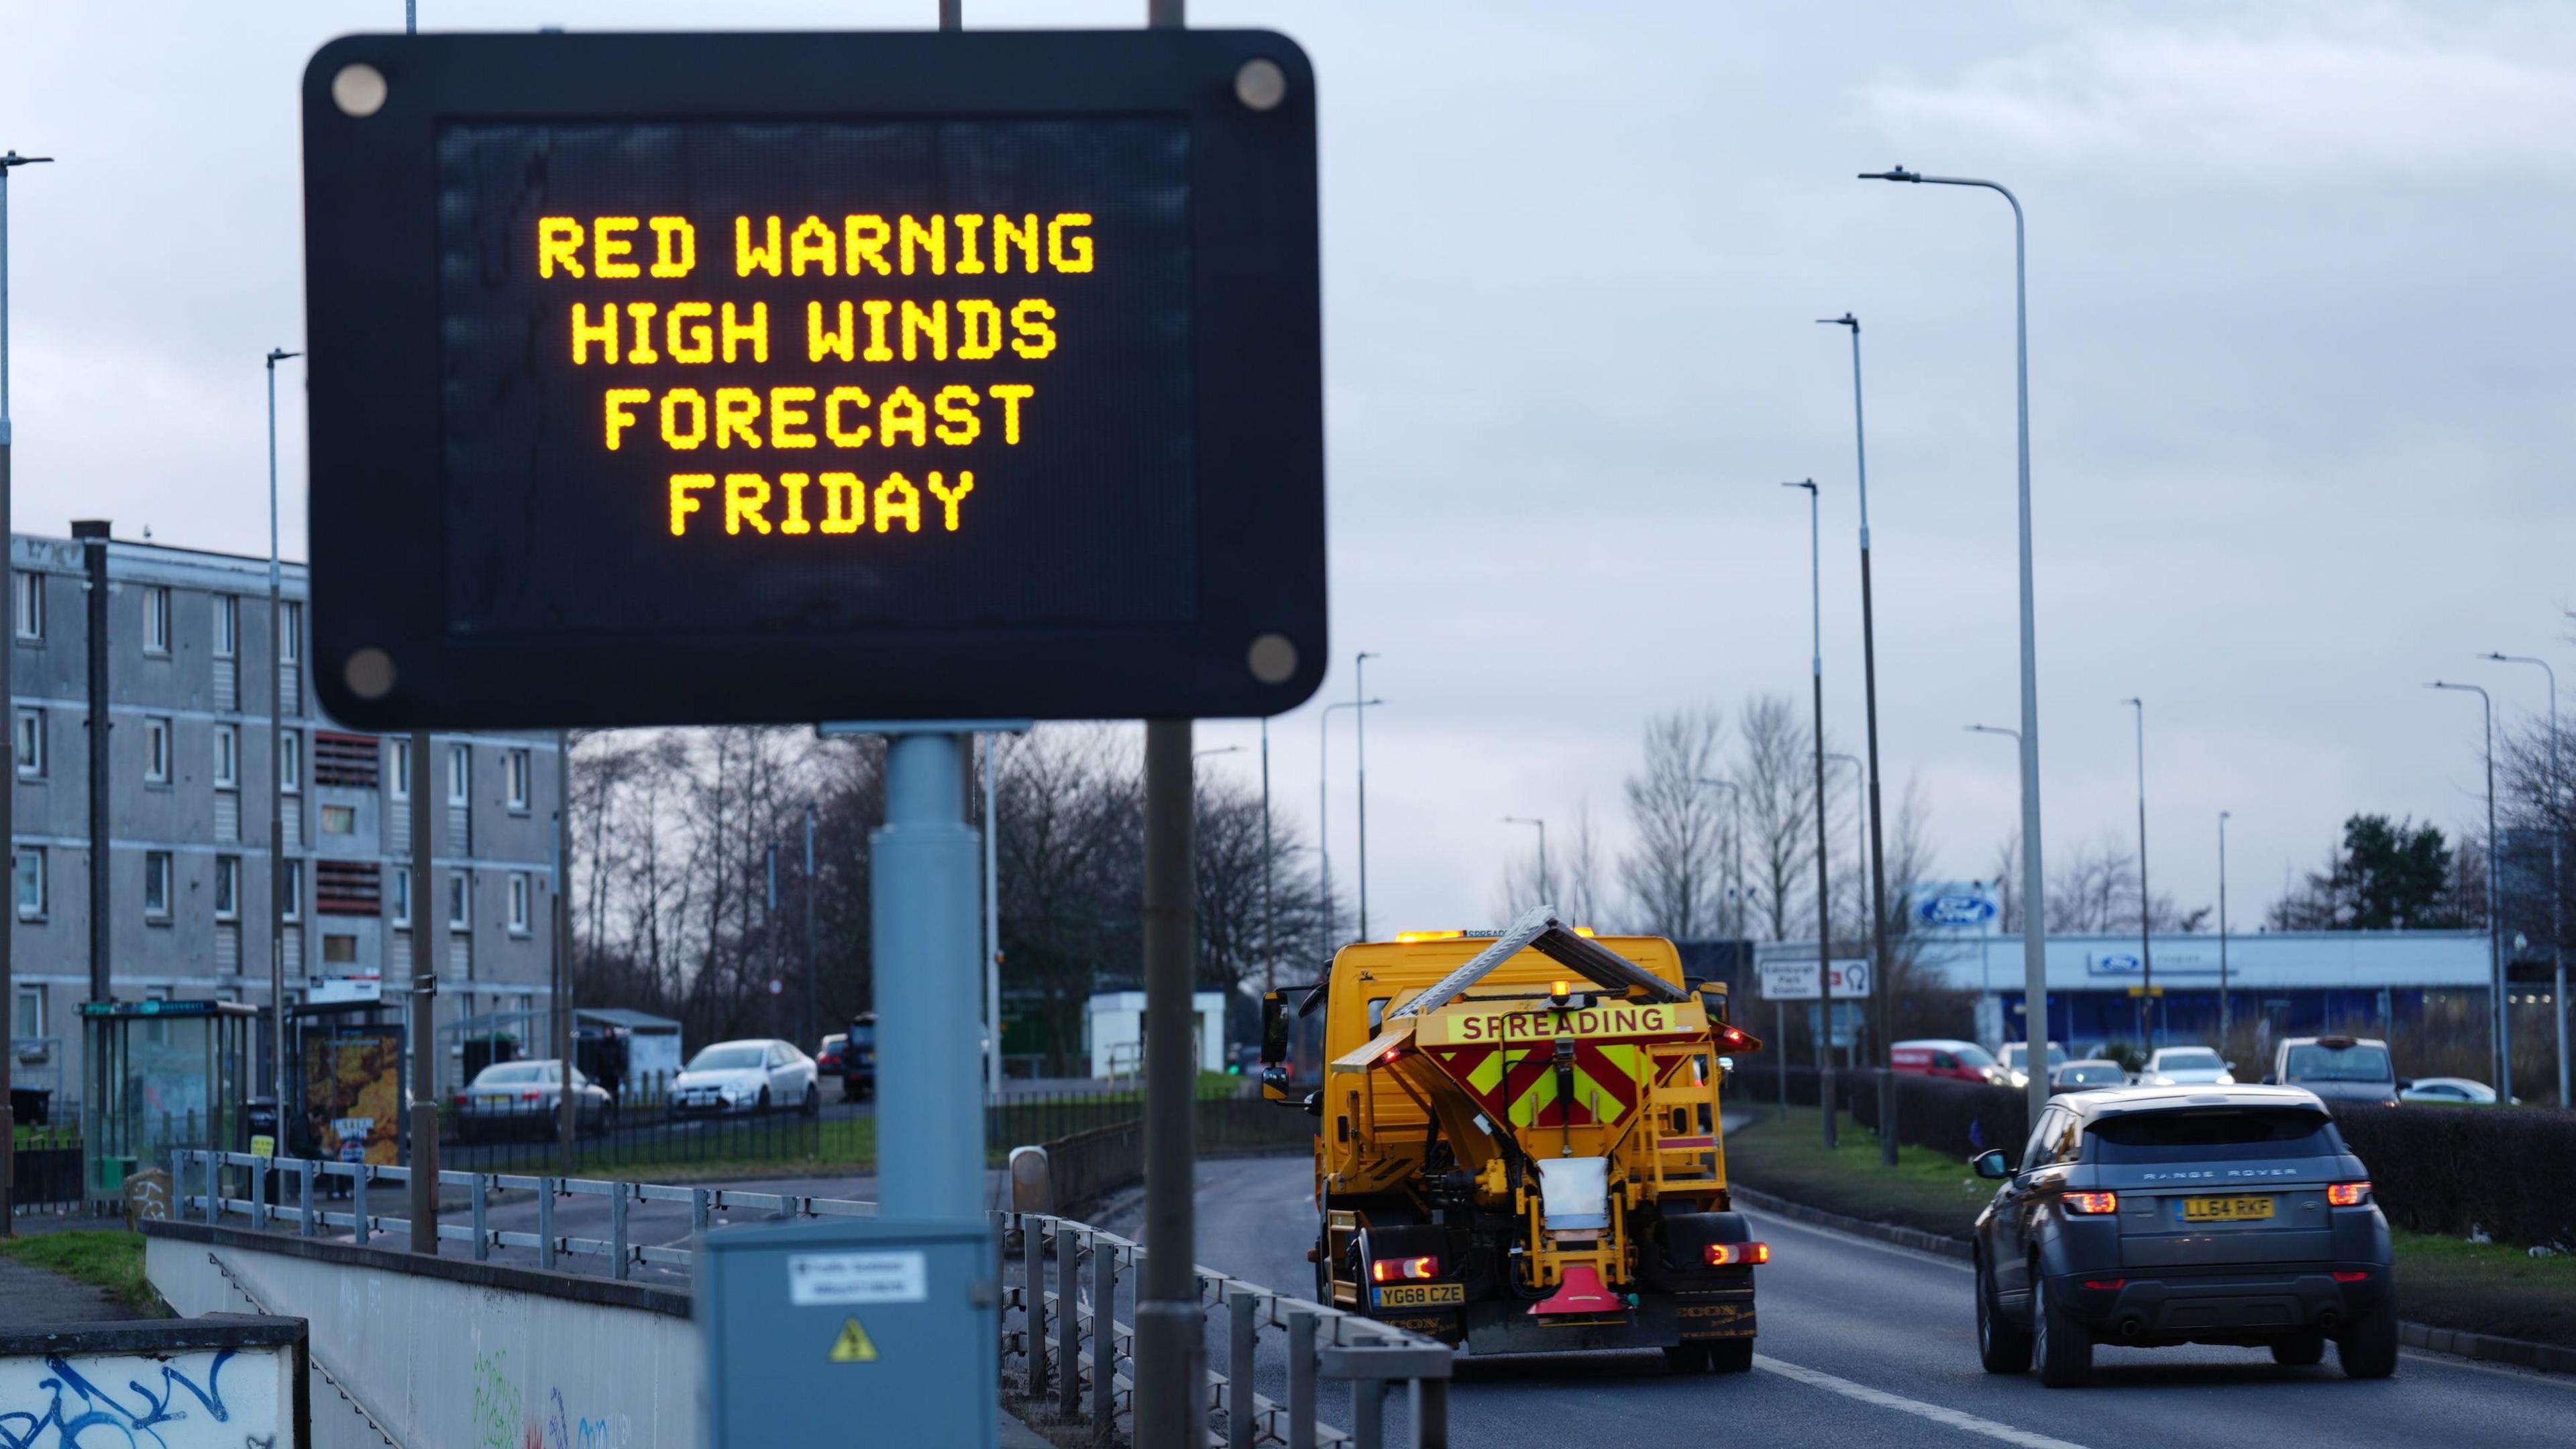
[
  {"x1": 1722, "y1": 1113, "x2": 2576, "y2": 1350},
  {"x1": 0, "y1": 1231, "x2": 165, "y2": 1316}
]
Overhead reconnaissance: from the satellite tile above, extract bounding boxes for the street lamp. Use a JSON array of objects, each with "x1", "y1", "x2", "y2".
[
  {"x1": 1864, "y1": 164, "x2": 2049, "y2": 1131},
  {"x1": 266, "y1": 345, "x2": 303, "y2": 1130},
  {"x1": 2430, "y1": 681, "x2": 2509, "y2": 1100},
  {"x1": 1193, "y1": 745, "x2": 1245, "y2": 763},
  {"x1": 2218, "y1": 810, "x2": 2233, "y2": 1053},
  {"x1": 1317, "y1": 698, "x2": 1383, "y2": 949},
  {"x1": 1696, "y1": 778, "x2": 1744, "y2": 939},
  {"x1": 1966, "y1": 724, "x2": 2027, "y2": 1055},
  {"x1": 0, "y1": 146, "x2": 58, "y2": 1234},
  {"x1": 1355, "y1": 653, "x2": 1381, "y2": 942},
  {"x1": 1501, "y1": 816, "x2": 1548, "y2": 908},
  {"x1": 1819, "y1": 310, "x2": 1900, "y2": 1165},
  {"x1": 2123, "y1": 698, "x2": 2154, "y2": 1048},
  {"x1": 2482, "y1": 651, "x2": 2566, "y2": 1108},
  {"x1": 1784, "y1": 478, "x2": 1835, "y2": 1146}
]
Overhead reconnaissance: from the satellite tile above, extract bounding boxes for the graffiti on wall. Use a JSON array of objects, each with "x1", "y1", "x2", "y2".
[
  {"x1": 0, "y1": 1347, "x2": 282, "y2": 1449},
  {"x1": 470, "y1": 1348, "x2": 632, "y2": 1449}
]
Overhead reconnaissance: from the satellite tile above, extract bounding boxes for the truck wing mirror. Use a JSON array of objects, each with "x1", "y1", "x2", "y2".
[{"x1": 1260, "y1": 1065, "x2": 1293, "y2": 1103}]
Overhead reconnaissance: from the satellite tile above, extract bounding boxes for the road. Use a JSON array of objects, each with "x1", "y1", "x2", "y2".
[{"x1": 1155, "y1": 1155, "x2": 2576, "y2": 1449}]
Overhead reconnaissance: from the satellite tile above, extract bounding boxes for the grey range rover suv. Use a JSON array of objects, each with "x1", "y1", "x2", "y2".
[{"x1": 1970, "y1": 1085, "x2": 2396, "y2": 1387}]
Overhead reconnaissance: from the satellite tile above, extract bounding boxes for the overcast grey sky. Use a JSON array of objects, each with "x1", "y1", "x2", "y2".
[{"x1": 4, "y1": 1, "x2": 2571, "y2": 937}]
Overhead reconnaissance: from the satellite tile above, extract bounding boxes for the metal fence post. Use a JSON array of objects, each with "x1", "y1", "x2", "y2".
[
  {"x1": 611, "y1": 1182, "x2": 631, "y2": 1280},
  {"x1": 1091, "y1": 1237, "x2": 1116, "y2": 1441},
  {"x1": 300, "y1": 1159, "x2": 317, "y2": 1238},
  {"x1": 204, "y1": 1153, "x2": 220, "y2": 1224},
  {"x1": 352, "y1": 1167, "x2": 369, "y2": 1246},
  {"x1": 1351, "y1": 1378, "x2": 1384, "y2": 1449},
  {"x1": 1228, "y1": 1288, "x2": 1257, "y2": 1449},
  {"x1": 1287, "y1": 1309, "x2": 1316, "y2": 1449},
  {"x1": 1025, "y1": 1220, "x2": 1048, "y2": 1404},
  {"x1": 471, "y1": 1173, "x2": 490, "y2": 1261},
  {"x1": 250, "y1": 1156, "x2": 268, "y2": 1230},
  {"x1": 1056, "y1": 1228, "x2": 1080, "y2": 1420},
  {"x1": 537, "y1": 1179, "x2": 556, "y2": 1271},
  {"x1": 692, "y1": 1187, "x2": 710, "y2": 1243},
  {"x1": 1413, "y1": 1378, "x2": 1448, "y2": 1449}
]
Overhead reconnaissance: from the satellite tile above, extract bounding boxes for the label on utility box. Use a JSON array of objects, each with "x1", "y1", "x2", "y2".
[{"x1": 789, "y1": 1251, "x2": 928, "y2": 1306}]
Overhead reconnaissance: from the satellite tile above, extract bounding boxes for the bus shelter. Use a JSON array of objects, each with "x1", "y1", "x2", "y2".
[{"x1": 78, "y1": 1000, "x2": 256, "y2": 1204}]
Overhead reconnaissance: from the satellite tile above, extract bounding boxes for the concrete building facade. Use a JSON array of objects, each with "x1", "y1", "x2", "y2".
[{"x1": 6, "y1": 529, "x2": 561, "y2": 1104}]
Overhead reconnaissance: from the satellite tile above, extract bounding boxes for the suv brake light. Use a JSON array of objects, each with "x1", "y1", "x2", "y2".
[
  {"x1": 2326, "y1": 1181, "x2": 2371, "y2": 1207},
  {"x1": 1369, "y1": 1255, "x2": 1438, "y2": 1283},
  {"x1": 2062, "y1": 1191, "x2": 2118, "y2": 1216},
  {"x1": 1704, "y1": 1242, "x2": 1770, "y2": 1267}
]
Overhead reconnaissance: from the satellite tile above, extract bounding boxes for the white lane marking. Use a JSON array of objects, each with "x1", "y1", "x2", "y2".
[
  {"x1": 1738, "y1": 1205, "x2": 1975, "y2": 1273},
  {"x1": 1754, "y1": 1355, "x2": 2092, "y2": 1449}
]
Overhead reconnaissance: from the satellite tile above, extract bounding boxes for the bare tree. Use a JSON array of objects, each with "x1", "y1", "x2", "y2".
[
  {"x1": 1738, "y1": 693, "x2": 1817, "y2": 941},
  {"x1": 1617, "y1": 706, "x2": 1729, "y2": 938},
  {"x1": 2044, "y1": 832, "x2": 2188, "y2": 935},
  {"x1": 1491, "y1": 800, "x2": 1611, "y2": 928}
]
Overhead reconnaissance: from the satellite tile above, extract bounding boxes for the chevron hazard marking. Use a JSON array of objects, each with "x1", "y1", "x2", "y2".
[{"x1": 829, "y1": 1316, "x2": 881, "y2": 1363}]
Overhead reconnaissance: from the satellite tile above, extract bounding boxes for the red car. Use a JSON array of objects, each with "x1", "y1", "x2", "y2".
[
  {"x1": 816, "y1": 1033, "x2": 847, "y2": 1077},
  {"x1": 1890, "y1": 1038, "x2": 2004, "y2": 1084}
]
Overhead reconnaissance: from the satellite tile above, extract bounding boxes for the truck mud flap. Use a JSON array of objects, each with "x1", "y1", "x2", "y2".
[
  {"x1": 1675, "y1": 1290, "x2": 1756, "y2": 1341},
  {"x1": 1462, "y1": 1293, "x2": 1686, "y2": 1356}
]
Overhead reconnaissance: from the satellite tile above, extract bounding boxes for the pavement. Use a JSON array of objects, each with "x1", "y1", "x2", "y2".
[
  {"x1": 0, "y1": 1216, "x2": 142, "y2": 1327},
  {"x1": 1159, "y1": 1155, "x2": 2576, "y2": 1449}
]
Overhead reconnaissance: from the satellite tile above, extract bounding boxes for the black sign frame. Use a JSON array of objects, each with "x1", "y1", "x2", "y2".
[{"x1": 301, "y1": 30, "x2": 1323, "y2": 729}]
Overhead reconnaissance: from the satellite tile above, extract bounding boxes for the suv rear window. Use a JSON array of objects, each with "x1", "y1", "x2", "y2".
[
  {"x1": 2086, "y1": 1107, "x2": 2339, "y2": 1163},
  {"x1": 2284, "y1": 1042, "x2": 2392, "y2": 1083}
]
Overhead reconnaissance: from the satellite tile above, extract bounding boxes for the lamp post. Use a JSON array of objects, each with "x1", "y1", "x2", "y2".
[
  {"x1": 266, "y1": 346, "x2": 303, "y2": 1133},
  {"x1": 1354, "y1": 653, "x2": 1381, "y2": 942},
  {"x1": 2123, "y1": 698, "x2": 2153, "y2": 1049},
  {"x1": 1818, "y1": 311, "x2": 1900, "y2": 1166},
  {"x1": 1501, "y1": 816, "x2": 1548, "y2": 907},
  {"x1": 1785, "y1": 478, "x2": 1835, "y2": 1146},
  {"x1": 2218, "y1": 810, "x2": 2232, "y2": 1053},
  {"x1": 2483, "y1": 652, "x2": 2565, "y2": 1108},
  {"x1": 1864, "y1": 166, "x2": 2049, "y2": 1132},
  {"x1": 1316, "y1": 698, "x2": 1381, "y2": 949},
  {"x1": 1259, "y1": 718, "x2": 1274, "y2": 998},
  {"x1": 1697, "y1": 778, "x2": 1744, "y2": 939},
  {"x1": 1826, "y1": 752, "x2": 1866, "y2": 1073},
  {"x1": 2430, "y1": 681, "x2": 2509, "y2": 1100},
  {"x1": 1966, "y1": 723, "x2": 2025, "y2": 1054},
  {"x1": 0, "y1": 146, "x2": 56, "y2": 1234}
]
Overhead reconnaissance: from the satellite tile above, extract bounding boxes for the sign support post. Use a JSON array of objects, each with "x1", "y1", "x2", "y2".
[
  {"x1": 1134, "y1": 717, "x2": 1200, "y2": 1449},
  {"x1": 872, "y1": 731, "x2": 985, "y2": 1221}
]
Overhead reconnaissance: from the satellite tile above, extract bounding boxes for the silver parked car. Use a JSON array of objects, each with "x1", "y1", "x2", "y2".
[
  {"x1": 2136, "y1": 1046, "x2": 2235, "y2": 1087},
  {"x1": 669, "y1": 1038, "x2": 820, "y2": 1118},
  {"x1": 2047, "y1": 1060, "x2": 2130, "y2": 1094},
  {"x1": 451, "y1": 1060, "x2": 615, "y2": 1140}
]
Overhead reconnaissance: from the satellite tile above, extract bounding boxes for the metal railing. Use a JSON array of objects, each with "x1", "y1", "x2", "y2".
[{"x1": 172, "y1": 1150, "x2": 1450, "y2": 1448}]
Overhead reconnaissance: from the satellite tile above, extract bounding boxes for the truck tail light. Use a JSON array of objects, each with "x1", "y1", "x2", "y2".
[
  {"x1": 1703, "y1": 1242, "x2": 1770, "y2": 1267},
  {"x1": 2061, "y1": 1191, "x2": 2118, "y2": 1216},
  {"x1": 1370, "y1": 1255, "x2": 1438, "y2": 1283},
  {"x1": 2326, "y1": 1181, "x2": 2371, "y2": 1207}
]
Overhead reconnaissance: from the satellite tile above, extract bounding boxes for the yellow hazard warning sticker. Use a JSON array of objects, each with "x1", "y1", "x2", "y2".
[{"x1": 829, "y1": 1316, "x2": 880, "y2": 1363}]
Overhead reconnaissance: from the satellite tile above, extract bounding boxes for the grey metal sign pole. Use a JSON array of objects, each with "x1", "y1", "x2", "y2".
[
  {"x1": 409, "y1": 731, "x2": 437, "y2": 1252},
  {"x1": 266, "y1": 347, "x2": 300, "y2": 1132},
  {"x1": 0, "y1": 146, "x2": 51, "y2": 1233},
  {"x1": 871, "y1": 729, "x2": 984, "y2": 1220},
  {"x1": 78, "y1": 521, "x2": 109, "y2": 1004}
]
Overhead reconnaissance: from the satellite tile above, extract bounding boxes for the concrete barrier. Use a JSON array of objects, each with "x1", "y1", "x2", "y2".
[
  {"x1": 146, "y1": 1220, "x2": 694, "y2": 1449},
  {"x1": 1035, "y1": 1120, "x2": 1141, "y2": 1213},
  {"x1": 0, "y1": 1315, "x2": 309, "y2": 1448}
]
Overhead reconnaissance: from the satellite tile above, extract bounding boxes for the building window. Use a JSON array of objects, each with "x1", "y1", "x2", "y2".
[
  {"x1": 213, "y1": 594, "x2": 238, "y2": 658},
  {"x1": 323, "y1": 934, "x2": 359, "y2": 965},
  {"x1": 390, "y1": 866, "x2": 411, "y2": 927},
  {"x1": 14, "y1": 708, "x2": 42, "y2": 779},
  {"x1": 214, "y1": 723, "x2": 238, "y2": 789},
  {"x1": 14, "y1": 847, "x2": 45, "y2": 921},
  {"x1": 508, "y1": 871, "x2": 533, "y2": 935},
  {"x1": 12, "y1": 571, "x2": 40, "y2": 643},
  {"x1": 280, "y1": 731, "x2": 302, "y2": 793},
  {"x1": 390, "y1": 738, "x2": 410, "y2": 800},
  {"x1": 144, "y1": 851, "x2": 174, "y2": 921},
  {"x1": 142, "y1": 585, "x2": 172, "y2": 655},
  {"x1": 281, "y1": 601, "x2": 303, "y2": 664},
  {"x1": 11, "y1": 983, "x2": 40, "y2": 1039},
  {"x1": 144, "y1": 716, "x2": 172, "y2": 784},
  {"x1": 321, "y1": 804, "x2": 356, "y2": 835},
  {"x1": 448, "y1": 869, "x2": 472, "y2": 930},
  {"x1": 506, "y1": 749, "x2": 532, "y2": 812},
  {"x1": 215, "y1": 855, "x2": 241, "y2": 921},
  {"x1": 283, "y1": 859, "x2": 303, "y2": 922},
  {"x1": 447, "y1": 743, "x2": 470, "y2": 806}
]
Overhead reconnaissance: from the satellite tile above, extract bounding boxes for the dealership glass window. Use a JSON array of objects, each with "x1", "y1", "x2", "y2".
[
  {"x1": 283, "y1": 859, "x2": 303, "y2": 922},
  {"x1": 321, "y1": 804, "x2": 356, "y2": 835},
  {"x1": 14, "y1": 707, "x2": 42, "y2": 779},
  {"x1": 508, "y1": 871, "x2": 532, "y2": 935},
  {"x1": 506, "y1": 748, "x2": 531, "y2": 812},
  {"x1": 144, "y1": 850, "x2": 174, "y2": 920},
  {"x1": 142, "y1": 585, "x2": 172, "y2": 655},
  {"x1": 389, "y1": 738, "x2": 410, "y2": 800},
  {"x1": 213, "y1": 723, "x2": 238, "y2": 789},
  {"x1": 14, "y1": 847, "x2": 45, "y2": 920},
  {"x1": 280, "y1": 731, "x2": 302, "y2": 793},
  {"x1": 390, "y1": 866, "x2": 411, "y2": 926},
  {"x1": 144, "y1": 716, "x2": 172, "y2": 784},
  {"x1": 448, "y1": 869, "x2": 471, "y2": 930},
  {"x1": 447, "y1": 743, "x2": 470, "y2": 806},
  {"x1": 213, "y1": 594, "x2": 238, "y2": 658},
  {"x1": 215, "y1": 855, "x2": 241, "y2": 921},
  {"x1": 12, "y1": 570, "x2": 42, "y2": 642}
]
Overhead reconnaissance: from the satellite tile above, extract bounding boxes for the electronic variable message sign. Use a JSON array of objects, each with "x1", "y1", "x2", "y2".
[{"x1": 301, "y1": 31, "x2": 1322, "y2": 729}]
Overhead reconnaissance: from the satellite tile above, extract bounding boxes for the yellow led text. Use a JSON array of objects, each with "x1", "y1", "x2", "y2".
[
  {"x1": 668, "y1": 472, "x2": 974, "y2": 536},
  {"x1": 731, "y1": 213, "x2": 1094, "y2": 278},
  {"x1": 609, "y1": 384, "x2": 1032, "y2": 451}
]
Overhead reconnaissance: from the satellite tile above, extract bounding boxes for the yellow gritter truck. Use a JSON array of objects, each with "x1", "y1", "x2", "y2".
[{"x1": 1259, "y1": 906, "x2": 1769, "y2": 1370}]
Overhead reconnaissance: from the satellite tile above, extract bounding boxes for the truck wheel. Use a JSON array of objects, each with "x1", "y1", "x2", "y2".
[
  {"x1": 1662, "y1": 1344, "x2": 1711, "y2": 1374},
  {"x1": 2270, "y1": 1329, "x2": 2326, "y2": 1366},
  {"x1": 2031, "y1": 1279, "x2": 2092, "y2": 1388},
  {"x1": 1976, "y1": 1256, "x2": 2032, "y2": 1375},
  {"x1": 1708, "y1": 1339, "x2": 1754, "y2": 1374},
  {"x1": 2338, "y1": 1295, "x2": 2399, "y2": 1379}
]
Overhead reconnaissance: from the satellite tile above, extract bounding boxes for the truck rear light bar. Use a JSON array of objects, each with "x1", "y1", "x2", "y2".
[
  {"x1": 1371, "y1": 1254, "x2": 1440, "y2": 1283},
  {"x1": 1703, "y1": 1242, "x2": 1770, "y2": 1267}
]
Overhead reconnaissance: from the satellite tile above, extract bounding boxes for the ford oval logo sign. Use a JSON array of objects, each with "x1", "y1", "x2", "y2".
[{"x1": 1917, "y1": 892, "x2": 1997, "y2": 927}]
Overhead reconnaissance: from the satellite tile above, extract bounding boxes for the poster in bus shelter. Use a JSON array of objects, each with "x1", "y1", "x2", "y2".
[{"x1": 304, "y1": 1028, "x2": 403, "y2": 1166}]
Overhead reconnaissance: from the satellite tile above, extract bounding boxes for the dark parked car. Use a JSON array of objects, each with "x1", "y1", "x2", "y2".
[
  {"x1": 2048, "y1": 1060, "x2": 2129, "y2": 1094},
  {"x1": 2263, "y1": 1035, "x2": 2401, "y2": 1108},
  {"x1": 1970, "y1": 1085, "x2": 2396, "y2": 1387},
  {"x1": 842, "y1": 1014, "x2": 877, "y2": 1102}
]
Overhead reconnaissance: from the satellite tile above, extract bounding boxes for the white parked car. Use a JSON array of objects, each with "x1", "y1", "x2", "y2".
[
  {"x1": 669, "y1": 1038, "x2": 819, "y2": 1118},
  {"x1": 2400, "y1": 1075, "x2": 2503, "y2": 1106},
  {"x1": 2135, "y1": 1046, "x2": 2235, "y2": 1086}
]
